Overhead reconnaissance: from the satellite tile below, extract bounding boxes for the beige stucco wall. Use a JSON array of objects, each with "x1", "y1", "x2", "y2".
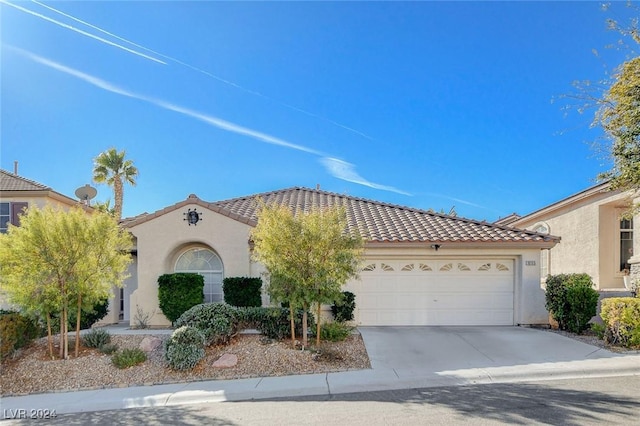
[
  {"x1": 127, "y1": 204, "x2": 254, "y2": 327},
  {"x1": 0, "y1": 192, "x2": 83, "y2": 211},
  {"x1": 513, "y1": 190, "x2": 630, "y2": 290}
]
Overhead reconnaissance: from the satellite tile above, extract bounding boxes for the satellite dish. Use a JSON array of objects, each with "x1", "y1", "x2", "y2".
[{"x1": 75, "y1": 184, "x2": 97, "y2": 204}]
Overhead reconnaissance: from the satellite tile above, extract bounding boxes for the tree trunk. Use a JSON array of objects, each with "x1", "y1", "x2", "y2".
[
  {"x1": 62, "y1": 308, "x2": 68, "y2": 360},
  {"x1": 114, "y1": 178, "x2": 124, "y2": 221},
  {"x1": 59, "y1": 309, "x2": 64, "y2": 359},
  {"x1": 289, "y1": 305, "x2": 296, "y2": 347},
  {"x1": 46, "y1": 313, "x2": 53, "y2": 359},
  {"x1": 316, "y1": 303, "x2": 322, "y2": 346},
  {"x1": 75, "y1": 295, "x2": 82, "y2": 357},
  {"x1": 302, "y1": 307, "x2": 308, "y2": 347}
]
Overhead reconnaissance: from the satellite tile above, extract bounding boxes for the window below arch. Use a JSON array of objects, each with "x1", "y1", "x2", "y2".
[{"x1": 175, "y1": 248, "x2": 224, "y2": 303}]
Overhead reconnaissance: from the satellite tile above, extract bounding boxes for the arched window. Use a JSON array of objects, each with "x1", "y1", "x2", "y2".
[{"x1": 175, "y1": 248, "x2": 223, "y2": 303}]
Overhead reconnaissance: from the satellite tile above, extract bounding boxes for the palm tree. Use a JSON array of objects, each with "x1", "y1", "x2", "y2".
[{"x1": 92, "y1": 148, "x2": 138, "y2": 221}]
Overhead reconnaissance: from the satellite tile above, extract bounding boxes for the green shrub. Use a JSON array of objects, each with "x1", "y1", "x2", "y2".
[
  {"x1": 74, "y1": 297, "x2": 110, "y2": 330},
  {"x1": 99, "y1": 343, "x2": 118, "y2": 355},
  {"x1": 320, "y1": 322, "x2": 352, "y2": 342},
  {"x1": 112, "y1": 348, "x2": 147, "y2": 369},
  {"x1": 0, "y1": 311, "x2": 41, "y2": 360},
  {"x1": 164, "y1": 326, "x2": 206, "y2": 370},
  {"x1": 51, "y1": 297, "x2": 111, "y2": 331},
  {"x1": 331, "y1": 291, "x2": 356, "y2": 322},
  {"x1": 82, "y1": 329, "x2": 111, "y2": 349},
  {"x1": 590, "y1": 322, "x2": 606, "y2": 339},
  {"x1": 601, "y1": 297, "x2": 640, "y2": 348},
  {"x1": 174, "y1": 303, "x2": 239, "y2": 345},
  {"x1": 223, "y1": 277, "x2": 262, "y2": 307},
  {"x1": 236, "y1": 307, "x2": 315, "y2": 340},
  {"x1": 158, "y1": 273, "x2": 204, "y2": 324},
  {"x1": 545, "y1": 273, "x2": 598, "y2": 334}
]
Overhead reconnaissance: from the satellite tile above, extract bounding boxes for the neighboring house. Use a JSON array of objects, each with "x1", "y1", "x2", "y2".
[
  {"x1": 499, "y1": 182, "x2": 633, "y2": 290},
  {"x1": 108, "y1": 187, "x2": 559, "y2": 328},
  {"x1": 0, "y1": 168, "x2": 90, "y2": 233},
  {"x1": 0, "y1": 168, "x2": 94, "y2": 309}
]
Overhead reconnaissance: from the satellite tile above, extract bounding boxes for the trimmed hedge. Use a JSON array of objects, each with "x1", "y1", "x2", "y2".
[
  {"x1": 0, "y1": 311, "x2": 41, "y2": 360},
  {"x1": 158, "y1": 273, "x2": 204, "y2": 324},
  {"x1": 545, "y1": 273, "x2": 599, "y2": 334},
  {"x1": 600, "y1": 297, "x2": 640, "y2": 348},
  {"x1": 223, "y1": 277, "x2": 262, "y2": 307},
  {"x1": 331, "y1": 291, "x2": 356, "y2": 322}
]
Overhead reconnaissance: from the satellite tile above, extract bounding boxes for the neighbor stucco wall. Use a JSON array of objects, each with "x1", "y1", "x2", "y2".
[
  {"x1": 0, "y1": 193, "x2": 83, "y2": 211},
  {"x1": 514, "y1": 191, "x2": 630, "y2": 290},
  {"x1": 128, "y1": 204, "x2": 253, "y2": 327}
]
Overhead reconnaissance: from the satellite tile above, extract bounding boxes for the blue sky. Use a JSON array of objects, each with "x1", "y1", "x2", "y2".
[{"x1": 1, "y1": 1, "x2": 637, "y2": 221}]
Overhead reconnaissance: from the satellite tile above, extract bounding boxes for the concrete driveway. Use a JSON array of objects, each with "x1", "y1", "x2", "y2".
[{"x1": 358, "y1": 326, "x2": 620, "y2": 377}]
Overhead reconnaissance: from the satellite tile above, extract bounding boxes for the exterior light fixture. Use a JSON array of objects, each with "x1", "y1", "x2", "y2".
[
  {"x1": 184, "y1": 208, "x2": 202, "y2": 226},
  {"x1": 430, "y1": 244, "x2": 441, "y2": 251}
]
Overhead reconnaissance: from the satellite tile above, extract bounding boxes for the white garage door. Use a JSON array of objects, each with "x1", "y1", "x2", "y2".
[{"x1": 356, "y1": 259, "x2": 514, "y2": 326}]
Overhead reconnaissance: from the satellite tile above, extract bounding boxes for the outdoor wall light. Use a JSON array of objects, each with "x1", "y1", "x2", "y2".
[
  {"x1": 184, "y1": 208, "x2": 202, "y2": 226},
  {"x1": 430, "y1": 244, "x2": 441, "y2": 251}
]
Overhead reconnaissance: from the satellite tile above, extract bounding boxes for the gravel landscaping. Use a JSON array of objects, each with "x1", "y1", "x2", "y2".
[{"x1": 0, "y1": 332, "x2": 370, "y2": 396}]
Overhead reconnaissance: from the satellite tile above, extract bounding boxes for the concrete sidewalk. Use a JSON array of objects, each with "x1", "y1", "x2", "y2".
[{"x1": 2, "y1": 326, "x2": 639, "y2": 416}]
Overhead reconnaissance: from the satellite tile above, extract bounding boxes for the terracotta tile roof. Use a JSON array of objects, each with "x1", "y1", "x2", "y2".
[
  {"x1": 125, "y1": 187, "x2": 559, "y2": 245},
  {"x1": 0, "y1": 169, "x2": 51, "y2": 191}
]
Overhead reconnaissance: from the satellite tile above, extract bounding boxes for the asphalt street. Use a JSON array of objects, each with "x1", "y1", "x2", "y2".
[{"x1": 3, "y1": 375, "x2": 639, "y2": 425}]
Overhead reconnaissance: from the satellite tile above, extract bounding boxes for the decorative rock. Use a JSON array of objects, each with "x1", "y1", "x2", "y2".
[
  {"x1": 139, "y1": 336, "x2": 162, "y2": 353},
  {"x1": 212, "y1": 353, "x2": 238, "y2": 368}
]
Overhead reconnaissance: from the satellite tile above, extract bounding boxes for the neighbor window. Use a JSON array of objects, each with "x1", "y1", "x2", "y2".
[
  {"x1": 0, "y1": 203, "x2": 9, "y2": 233},
  {"x1": 0, "y1": 202, "x2": 28, "y2": 233},
  {"x1": 620, "y1": 218, "x2": 633, "y2": 272},
  {"x1": 175, "y1": 248, "x2": 224, "y2": 303}
]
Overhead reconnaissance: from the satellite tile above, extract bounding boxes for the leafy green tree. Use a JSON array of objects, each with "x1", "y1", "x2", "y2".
[
  {"x1": 596, "y1": 55, "x2": 640, "y2": 198},
  {"x1": 0, "y1": 206, "x2": 132, "y2": 359},
  {"x1": 250, "y1": 202, "x2": 363, "y2": 346},
  {"x1": 564, "y1": 4, "x2": 640, "y2": 210},
  {"x1": 93, "y1": 148, "x2": 138, "y2": 221}
]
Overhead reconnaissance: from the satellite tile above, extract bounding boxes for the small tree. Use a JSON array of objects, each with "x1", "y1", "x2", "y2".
[
  {"x1": 0, "y1": 206, "x2": 132, "y2": 358},
  {"x1": 251, "y1": 202, "x2": 363, "y2": 346}
]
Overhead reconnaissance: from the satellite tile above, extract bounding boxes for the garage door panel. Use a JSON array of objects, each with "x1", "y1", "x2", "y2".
[{"x1": 357, "y1": 259, "x2": 514, "y2": 326}]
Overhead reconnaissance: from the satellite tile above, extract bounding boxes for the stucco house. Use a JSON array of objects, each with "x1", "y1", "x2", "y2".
[
  {"x1": 497, "y1": 182, "x2": 635, "y2": 291},
  {"x1": 0, "y1": 169, "x2": 561, "y2": 327},
  {"x1": 0, "y1": 168, "x2": 92, "y2": 233},
  {"x1": 107, "y1": 187, "x2": 559, "y2": 328}
]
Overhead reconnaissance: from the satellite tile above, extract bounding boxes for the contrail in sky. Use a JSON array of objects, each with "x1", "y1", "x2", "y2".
[
  {"x1": 320, "y1": 158, "x2": 412, "y2": 196},
  {"x1": 0, "y1": 0, "x2": 165, "y2": 64},
  {"x1": 9, "y1": 46, "x2": 409, "y2": 195},
  {"x1": 16, "y1": 0, "x2": 374, "y2": 140},
  {"x1": 10, "y1": 47, "x2": 324, "y2": 156}
]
